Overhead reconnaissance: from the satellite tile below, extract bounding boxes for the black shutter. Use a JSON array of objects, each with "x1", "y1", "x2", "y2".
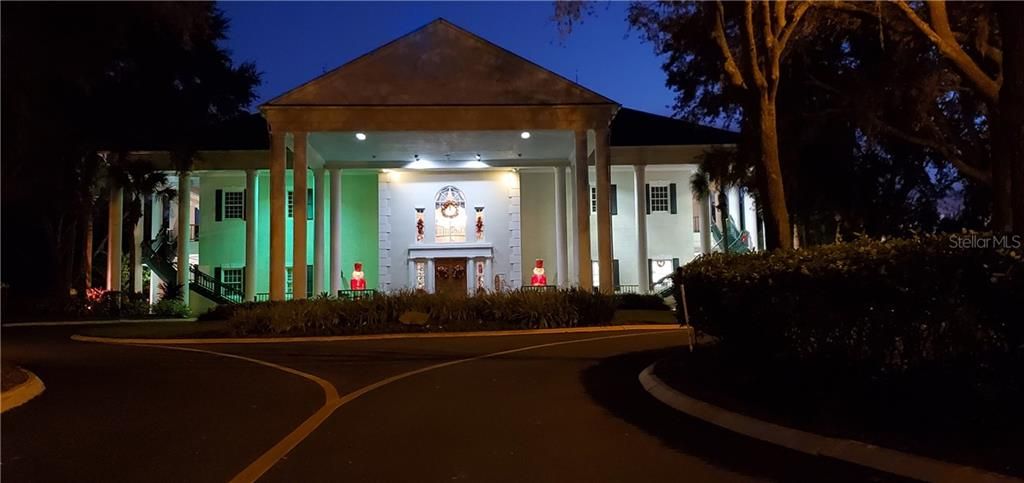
[
  {"x1": 215, "y1": 189, "x2": 223, "y2": 221},
  {"x1": 672, "y1": 258, "x2": 680, "y2": 270},
  {"x1": 241, "y1": 265, "x2": 246, "y2": 294},
  {"x1": 306, "y1": 188, "x2": 313, "y2": 221},
  {"x1": 306, "y1": 265, "x2": 313, "y2": 297},
  {"x1": 669, "y1": 183, "x2": 678, "y2": 214},
  {"x1": 612, "y1": 259, "x2": 620, "y2": 288},
  {"x1": 213, "y1": 267, "x2": 222, "y2": 296},
  {"x1": 241, "y1": 189, "x2": 247, "y2": 221},
  {"x1": 645, "y1": 184, "x2": 651, "y2": 214},
  {"x1": 610, "y1": 185, "x2": 618, "y2": 215},
  {"x1": 647, "y1": 258, "x2": 653, "y2": 290}
]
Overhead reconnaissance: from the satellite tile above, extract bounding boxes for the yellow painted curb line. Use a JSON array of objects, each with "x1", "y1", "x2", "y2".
[
  {"x1": 638, "y1": 363, "x2": 1022, "y2": 483},
  {"x1": 1, "y1": 369, "x2": 45, "y2": 413},
  {"x1": 71, "y1": 324, "x2": 685, "y2": 346}
]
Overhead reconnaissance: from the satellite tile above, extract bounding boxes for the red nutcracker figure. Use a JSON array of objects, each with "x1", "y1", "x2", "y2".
[
  {"x1": 350, "y1": 262, "x2": 366, "y2": 291},
  {"x1": 530, "y1": 259, "x2": 547, "y2": 286}
]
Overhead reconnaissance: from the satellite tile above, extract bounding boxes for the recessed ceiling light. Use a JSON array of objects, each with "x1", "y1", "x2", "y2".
[
  {"x1": 520, "y1": 131, "x2": 531, "y2": 139},
  {"x1": 355, "y1": 132, "x2": 367, "y2": 141}
]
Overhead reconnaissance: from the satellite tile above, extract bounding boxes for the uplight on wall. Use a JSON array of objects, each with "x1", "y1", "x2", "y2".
[{"x1": 355, "y1": 132, "x2": 367, "y2": 141}]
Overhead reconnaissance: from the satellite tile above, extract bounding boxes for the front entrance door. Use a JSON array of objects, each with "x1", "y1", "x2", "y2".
[{"x1": 434, "y1": 258, "x2": 467, "y2": 296}]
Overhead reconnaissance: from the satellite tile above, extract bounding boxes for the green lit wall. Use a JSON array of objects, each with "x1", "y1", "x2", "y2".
[{"x1": 197, "y1": 169, "x2": 379, "y2": 296}]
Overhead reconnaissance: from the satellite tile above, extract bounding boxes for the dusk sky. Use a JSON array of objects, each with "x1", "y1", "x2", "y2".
[{"x1": 218, "y1": 1, "x2": 677, "y2": 116}]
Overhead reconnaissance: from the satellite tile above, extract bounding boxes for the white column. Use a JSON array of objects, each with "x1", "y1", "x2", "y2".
[
  {"x1": 330, "y1": 168, "x2": 343, "y2": 294},
  {"x1": 634, "y1": 165, "x2": 649, "y2": 293},
  {"x1": 594, "y1": 128, "x2": 613, "y2": 294},
  {"x1": 566, "y1": 163, "x2": 577, "y2": 285},
  {"x1": 244, "y1": 169, "x2": 257, "y2": 301},
  {"x1": 107, "y1": 183, "x2": 123, "y2": 292},
  {"x1": 313, "y1": 167, "x2": 326, "y2": 295},
  {"x1": 554, "y1": 166, "x2": 568, "y2": 287},
  {"x1": 700, "y1": 191, "x2": 712, "y2": 254},
  {"x1": 176, "y1": 171, "x2": 190, "y2": 306},
  {"x1": 132, "y1": 208, "x2": 144, "y2": 293},
  {"x1": 426, "y1": 258, "x2": 436, "y2": 293},
  {"x1": 269, "y1": 131, "x2": 286, "y2": 301},
  {"x1": 466, "y1": 258, "x2": 474, "y2": 295},
  {"x1": 293, "y1": 132, "x2": 308, "y2": 300},
  {"x1": 573, "y1": 130, "x2": 592, "y2": 290}
]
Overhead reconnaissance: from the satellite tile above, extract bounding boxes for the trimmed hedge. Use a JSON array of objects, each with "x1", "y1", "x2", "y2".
[
  {"x1": 226, "y1": 289, "x2": 620, "y2": 336},
  {"x1": 682, "y1": 234, "x2": 1023, "y2": 374}
]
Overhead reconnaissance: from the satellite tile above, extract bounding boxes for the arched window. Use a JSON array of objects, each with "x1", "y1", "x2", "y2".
[{"x1": 434, "y1": 185, "x2": 467, "y2": 243}]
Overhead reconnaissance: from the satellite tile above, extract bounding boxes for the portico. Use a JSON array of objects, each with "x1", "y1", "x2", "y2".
[{"x1": 259, "y1": 19, "x2": 620, "y2": 300}]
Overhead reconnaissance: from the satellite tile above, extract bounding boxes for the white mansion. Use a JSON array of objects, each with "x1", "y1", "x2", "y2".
[{"x1": 106, "y1": 19, "x2": 758, "y2": 312}]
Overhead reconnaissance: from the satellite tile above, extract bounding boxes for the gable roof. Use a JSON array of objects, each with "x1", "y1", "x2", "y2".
[
  {"x1": 610, "y1": 108, "x2": 737, "y2": 146},
  {"x1": 264, "y1": 18, "x2": 617, "y2": 108}
]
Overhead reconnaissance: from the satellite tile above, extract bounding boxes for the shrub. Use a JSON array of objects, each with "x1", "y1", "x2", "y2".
[
  {"x1": 152, "y1": 299, "x2": 191, "y2": 318},
  {"x1": 682, "y1": 234, "x2": 1024, "y2": 374},
  {"x1": 615, "y1": 293, "x2": 669, "y2": 311},
  {"x1": 226, "y1": 288, "x2": 619, "y2": 336}
]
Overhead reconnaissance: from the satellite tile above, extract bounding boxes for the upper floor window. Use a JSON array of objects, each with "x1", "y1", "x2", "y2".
[
  {"x1": 287, "y1": 191, "x2": 295, "y2": 218},
  {"x1": 435, "y1": 185, "x2": 466, "y2": 243},
  {"x1": 224, "y1": 191, "x2": 244, "y2": 219},
  {"x1": 650, "y1": 185, "x2": 670, "y2": 212}
]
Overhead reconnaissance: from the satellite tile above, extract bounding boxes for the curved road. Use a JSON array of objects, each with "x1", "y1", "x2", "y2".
[{"x1": 1, "y1": 325, "x2": 904, "y2": 482}]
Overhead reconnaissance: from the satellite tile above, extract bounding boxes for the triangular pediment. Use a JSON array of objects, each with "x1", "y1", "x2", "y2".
[{"x1": 264, "y1": 19, "x2": 617, "y2": 107}]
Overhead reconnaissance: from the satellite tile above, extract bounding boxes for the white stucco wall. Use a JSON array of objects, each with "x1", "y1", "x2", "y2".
[
  {"x1": 519, "y1": 170, "x2": 558, "y2": 286},
  {"x1": 582, "y1": 165, "x2": 697, "y2": 288},
  {"x1": 387, "y1": 170, "x2": 516, "y2": 291}
]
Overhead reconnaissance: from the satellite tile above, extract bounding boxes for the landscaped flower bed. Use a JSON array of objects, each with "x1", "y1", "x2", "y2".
[{"x1": 210, "y1": 289, "x2": 668, "y2": 337}]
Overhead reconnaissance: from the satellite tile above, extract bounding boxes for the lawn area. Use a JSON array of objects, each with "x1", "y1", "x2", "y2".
[{"x1": 655, "y1": 344, "x2": 1024, "y2": 478}]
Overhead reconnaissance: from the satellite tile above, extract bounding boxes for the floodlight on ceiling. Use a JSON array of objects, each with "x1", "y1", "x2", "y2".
[
  {"x1": 520, "y1": 131, "x2": 531, "y2": 139},
  {"x1": 355, "y1": 132, "x2": 367, "y2": 141}
]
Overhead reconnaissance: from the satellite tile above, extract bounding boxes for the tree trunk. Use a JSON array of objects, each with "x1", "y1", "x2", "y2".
[
  {"x1": 718, "y1": 189, "x2": 731, "y2": 251},
  {"x1": 998, "y1": 2, "x2": 1024, "y2": 233},
  {"x1": 758, "y1": 94, "x2": 793, "y2": 249}
]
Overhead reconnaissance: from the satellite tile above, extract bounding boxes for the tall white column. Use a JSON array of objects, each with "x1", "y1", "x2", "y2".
[
  {"x1": 554, "y1": 166, "x2": 568, "y2": 287},
  {"x1": 176, "y1": 171, "x2": 190, "y2": 306},
  {"x1": 595, "y1": 128, "x2": 613, "y2": 294},
  {"x1": 699, "y1": 191, "x2": 712, "y2": 254},
  {"x1": 244, "y1": 169, "x2": 257, "y2": 301},
  {"x1": 466, "y1": 258, "x2": 474, "y2": 295},
  {"x1": 426, "y1": 258, "x2": 435, "y2": 293},
  {"x1": 107, "y1": 183, "x2": 123, "y2": 292},
  {"x1": 330, "y1": 168, "x2": 343, "y2": 294},
  {"x1": 634, "y1": 164, "x2": 649, "y2": 293},
  {"x1": 313, "y1": 167, "x2": 326, "y2": 295},
  {"x1": 573, "y1": 130, "x2": 593, "y2": 290},
  {"x1": 292, "y1": 132, "x2": 308, "y2": 300},
  {"x1": 269, "y1": 131, "x2": 286, "y2": 301},
  {"x1": 132, "y1": 211, "x2": 144, "y2": 293}
]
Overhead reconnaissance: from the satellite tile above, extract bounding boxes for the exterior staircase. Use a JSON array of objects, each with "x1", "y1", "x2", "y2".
[
  {"x1": 711, "y1": 216, "x2": 752, "y2": 254},
  {"x1": 142, "y1": 229, "x2": 243, "y2": 305}
]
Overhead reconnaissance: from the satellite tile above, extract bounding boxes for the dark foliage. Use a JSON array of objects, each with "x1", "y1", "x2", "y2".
[
  {"x1": 226, "y1": 290, "x2": 621, "y2": 336},
  {"x1": 682, "y1": 234, "x2": 1023, "y2": 373},
  {"x1": 1, "y1": 2, "x2": 259, "y2": 295}
]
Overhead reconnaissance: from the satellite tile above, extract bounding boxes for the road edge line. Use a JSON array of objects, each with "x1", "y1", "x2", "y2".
[
  {"x1": 70, "y1": 324, "x2": 682, "y2": 346},
  {"x1": 638, "y1": 362, "x2": 1022, "y2": 483},
  {"x1": 1, "y1": 369, "x2": 46, "y2": 413}
]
